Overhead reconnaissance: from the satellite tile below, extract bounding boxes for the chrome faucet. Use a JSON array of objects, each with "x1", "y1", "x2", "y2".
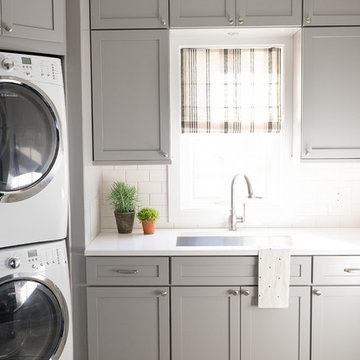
[{"x1": 229, "y1": 174, "x2": 255, "y2": 231}]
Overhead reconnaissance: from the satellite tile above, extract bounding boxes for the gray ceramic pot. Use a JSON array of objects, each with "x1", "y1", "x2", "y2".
[{"x1": 114, "y1": 212, "x2": 135, "y2": 233}]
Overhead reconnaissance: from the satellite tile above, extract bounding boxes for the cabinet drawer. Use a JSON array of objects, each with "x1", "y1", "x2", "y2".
[
  {"x1": 87, "y1": 257, "x2": 169, "y2": 285},
  {"x1": 171, "y1": 256, "x2": 311, "y2": 285},
  {"x1": 314, "y1": 256, "x2": 360, "y2": 285}
]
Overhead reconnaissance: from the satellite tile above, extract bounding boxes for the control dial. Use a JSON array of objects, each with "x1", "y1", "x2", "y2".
[
  {"x1": 7, "y1": 257, "x2": 20, "y2": 269},
  {"x1": 2, "y1": 58, "x2": 14, "y2": 71}
]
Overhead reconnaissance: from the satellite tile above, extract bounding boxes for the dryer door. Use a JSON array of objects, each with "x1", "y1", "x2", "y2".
[
  {"x1": 0, "y1": 276, "x2": 68, "y2": 360},
  {"x1": 0, "y1": 77, "x2": 61, "y2": 203}
]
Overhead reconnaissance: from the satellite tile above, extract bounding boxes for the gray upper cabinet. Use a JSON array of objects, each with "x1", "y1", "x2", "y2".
[
  {"x1": 241, "y1": 287, "x2": 311, "y2": 360},
  {"x1": 90, "y1": 0, "x2": 169, "y2": 29},
  {"x1": 236, "y1": 0, "x2": 302, "y2": 26},
  {"x1": 0, "y1": 0, "x2": 65, "y2": 54},
  {"x1": 87, "y1": 287, "x2": 170, "y2": 360},
  {"x1": 171, "y1": 287, "x2": 240, "y2": 360},
  {"x1": 92, "y1": 30, "x2": 170, "y2": 164},
  {"x1": 170, "y1": 0, "x2": 236, "y2": 28},
  {"x1": 170, "y1": 0, "x2": 301, "y2": 27},
  {"x1": 303, "y1": 0, "x2": 360, "y2": 26},
  {"x1": 302, "y1": 27, "x2": 360, "y2": 159},
  {"x1": 312, "y1": 286, "x2": 360, "y2": 360}
]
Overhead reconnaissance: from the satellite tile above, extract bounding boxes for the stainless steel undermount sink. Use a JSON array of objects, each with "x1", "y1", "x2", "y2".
[{"x1": 176, "y1": 235, "x2": 293, "y2": 247}]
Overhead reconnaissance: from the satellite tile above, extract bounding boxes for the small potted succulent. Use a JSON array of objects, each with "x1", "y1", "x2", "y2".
[
  {"x1": 108, "y1": 181, "x2": 138, "y2": 233},
  {"x1": 137, "y1": 207, "x2": 160, "y2": 235}
]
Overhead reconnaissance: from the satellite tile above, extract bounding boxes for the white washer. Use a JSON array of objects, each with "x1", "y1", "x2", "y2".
[
  {"x1": 0, "y1": 239, "x2": 73, "y2": 359},
  {"x1": 0, "y1": 52, "x2": 68, "y2": 248}
]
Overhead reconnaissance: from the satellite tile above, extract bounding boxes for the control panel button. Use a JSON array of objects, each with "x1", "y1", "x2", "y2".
[
  {"x1": 2, "y1": 58, "x2": 14, "y2": 71},
  {"x1": 7, "y1": 257, "x2": 20, "y2": 269}
]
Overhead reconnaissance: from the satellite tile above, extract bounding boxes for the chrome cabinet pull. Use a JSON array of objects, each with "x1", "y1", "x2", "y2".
[
  {"x1": 344, "y1": 268, "x2": 360, "y2": 273},
  {"x1": 3, "y1": 24, "x2": 13, "y2": 32},
  {"x1": 228, "y1": 17, "x2": 234, "y2": 24},
  {"x1": 230, "y1": 289, "x2": 239, "y2": 296},
  {"x1": 313, "y1": 289, "x2": 322, "y2": 296},
  {"x1": 160, "y1": 150, "x2": 169, "y2": 158},
  {"x1": 160, "y1": 291, "x2": 168, "y2": 296},
  {"x1": 160, "y1": 18, "x2": 167, "y2": 26},
  {"x1": 241, "y1": 289, "x2": 250, "y2": 296},
  {"x1": 238, "y1": 17, "x2": 244, "y2": 25},
  {"x1": 305, "y1": 17, "x2": 312, "y2": 24},
  {"x1": 115, "y1": 269, "x2": 138, "y2": 274}
]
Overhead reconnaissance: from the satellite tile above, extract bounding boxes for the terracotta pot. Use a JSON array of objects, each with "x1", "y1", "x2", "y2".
[
  {"x1": 114, "y1": 212, "x2": 135, "y2": 233},
  {"x1": 142, "y1": 221, "x2": 156, "y2": 235}
]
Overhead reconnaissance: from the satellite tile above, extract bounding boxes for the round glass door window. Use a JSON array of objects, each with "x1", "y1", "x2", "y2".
[
  {"x1": 0, "y1": 81, "x2": 59, "y2": 194},
  {"x1": 0, "y1": 279, "x2": 66, "y2": 359}
]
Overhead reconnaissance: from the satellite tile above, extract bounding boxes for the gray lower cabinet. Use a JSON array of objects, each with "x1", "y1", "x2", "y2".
[
  {"x1": 241, "y1": 287, "x2": 311, "y2": 360},
  {"x1": 302, "y1": 27, "x2": 360, "y2": 159},
  {"x1": 170, "y1": 0, "x2": 301, "y2": 27},
  {"x1": 91, "y1": 30, "x2": 170, "y2": 164},
  {"x1": 312, "y1": 286, "x2": 360, "y2": 360},
  {"x1": 87, "y1": 287, "x2": 170, "y2": 360},
  {"x1": 0, "y1": 0, "x2": 65, "y2": 54},
  {"x1": 171, "y1": 287, "x2": 240, "y2": 360},
  {"x1": 90, "y1": 0, "x2": 169, "y2": 29},
  {"x1": 303, "y1": 0, "x2": 360, "y2": 26}
]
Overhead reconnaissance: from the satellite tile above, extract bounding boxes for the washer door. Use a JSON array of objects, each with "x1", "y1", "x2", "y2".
[
  {"x1": 0, "y1": 277, "x2": 68, "y2": 360},
  {"x1": 0, "y1": 78, "x2": 61, "y2": 203}
]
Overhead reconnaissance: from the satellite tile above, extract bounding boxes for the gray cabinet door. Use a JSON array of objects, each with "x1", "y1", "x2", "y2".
[
  {"x1": 170, "y1": 0, "x2": 236, "y2": 27},
  {"x1": 87, "y1": 287, "x2": 170, "y2": 360},
  {"x1": 90, "y1": 0, "x2": 169, "y2": 29},
  {"x1": 236, "y1": 0, "x2": 301, "y2": 26},
  {"x1": 171, "y1": 287, "x2": 240, "y2": 360},
  {"x1": 92, "y1": 30, "x2": 170, "y2": 163},
  {"x1": 302, "y1": 27, "x2": 360, "y2": 159},
  {"x1": 241, "y1": 287, "x2": 311, "y2": 360},
  {"x1": 303, "y1": 0, "x2": 360, "y2": 26},
  {"x1": 312, "y1": 286, "x2": 360, "y2": 360},
  {"x1": 1, "y1": 0, "x2": 65, "y2": 43}
]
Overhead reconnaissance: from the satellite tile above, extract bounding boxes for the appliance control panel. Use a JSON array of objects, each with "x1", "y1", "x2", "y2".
[
  {"x1": 0, "y1": 51, "x2": 63, "y2": 85},
  {"x1": 0, "y1": 240, "x2": 68, "y2": 274}
]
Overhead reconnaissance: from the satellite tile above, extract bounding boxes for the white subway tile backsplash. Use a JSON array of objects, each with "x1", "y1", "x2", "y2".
[{"x1": 98, "y1": 163, "x2": 360, "y2": 229}]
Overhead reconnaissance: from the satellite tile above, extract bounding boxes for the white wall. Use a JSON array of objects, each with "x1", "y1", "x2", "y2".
[{"x1": 100, "y1": 162, "x2": 360, "y2": 229}]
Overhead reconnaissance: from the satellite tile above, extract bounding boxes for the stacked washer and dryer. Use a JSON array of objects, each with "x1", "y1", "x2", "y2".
[{"x1": 0, "y1": 52, "x2": 73, "y2": 359}]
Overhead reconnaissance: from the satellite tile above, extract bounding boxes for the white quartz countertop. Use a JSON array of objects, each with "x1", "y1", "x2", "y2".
[{"x1": 85, "y1": 228, "x2": 360, "y2": 256}]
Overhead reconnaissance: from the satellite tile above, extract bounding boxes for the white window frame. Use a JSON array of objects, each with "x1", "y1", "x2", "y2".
[{"x1": 169, "y1": 28, "x2": 298, "y2": 224}]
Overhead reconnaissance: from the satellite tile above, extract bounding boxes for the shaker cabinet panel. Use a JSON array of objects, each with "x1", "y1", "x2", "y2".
[
  {"x1": 312, "y1": 286, "x2": 360, "y2": 360},
  {"x1": 90, "y1": 0, "x2": 169, "y2": 29},
  {"x1": 302, "y1": 27, "x2": 360, "y2": 159},
  {"x1": 171, "y1": 287, "x2": 240, "y2": 360},
  {"x1": 303, "y1": 0, "x2": 360, "y2": 26},
  {"x1": 236, "y1": 0, "x2": 302, "y2": 26},
  {"x1": 170, "y1": 0, "x2": 236, "y2": 28},
  {"x1": 241, "y1": 287, "x2": 311, "y2": 360},
  {"x1": 87, "y1": 287, "x2": 170, "y2": 360},
  {"x1": 91, "y1": 30, "x2": 170, "y2": 163},
  {"x1": 1, "y1": 0, "x2": 65, "y2": 43}
]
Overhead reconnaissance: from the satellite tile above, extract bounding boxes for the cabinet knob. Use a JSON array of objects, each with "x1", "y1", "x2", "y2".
[
  {"x1": 161, "y1": 18, "x2": 167, "y2": 26},
  {"x1": 238, "y1": 17, "x2": 244, "y2": 25},
  {"x1": 228, "y1": 17, "x2": 234, "y2": 25},
  {"x1": 313, "y1": 289, "x2": 322, "y2": 296},
  {"x1": 305, "y1": 17, "x2": 312, "y2": 24},
  {"x1": 241, "y1": 289, "x2": 250, "y2": 296},
  {"x1": 160, "y1": 151, "x2": 169, "y2": 158},
  {"x1": 3, "y1": 24, "x2": 13, "y2": 32},
  {"x1": 304, "y1": 149, "x2": 310, "y2": 157},
  {"x1": 160, "y1": 291, "x2": 168, "y2": 296},
  {"x1": 230, "y1": 289, "x2": 239, "y2": 296}
]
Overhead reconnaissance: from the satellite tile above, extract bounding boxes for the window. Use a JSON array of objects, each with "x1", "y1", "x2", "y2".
[{"x1": 169, "y1": 29, "x2": 295, "y2": 224}]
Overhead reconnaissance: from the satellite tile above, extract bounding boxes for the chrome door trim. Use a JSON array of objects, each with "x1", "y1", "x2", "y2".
[
  {"x1": 0, "y1": 76, "x2": 63, "y2": 203},
  {"x1": 0, "y1": 273, "x2": 69, "y2": 360}
]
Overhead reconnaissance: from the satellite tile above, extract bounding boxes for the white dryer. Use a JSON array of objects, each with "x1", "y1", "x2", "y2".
[
  {"x1": 0, "y1": 239, "x2": 73, "y2": 359},
  {"x1": 0, "y1": 52, "x2": 68, "y2": 248}
]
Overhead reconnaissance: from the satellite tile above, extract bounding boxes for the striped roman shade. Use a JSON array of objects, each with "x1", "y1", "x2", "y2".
[{"x1": 181, "y1": 48, "x2": 282, "y2": 133}]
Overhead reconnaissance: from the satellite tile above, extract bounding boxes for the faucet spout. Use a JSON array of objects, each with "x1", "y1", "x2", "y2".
[{"x1": 229, "y1": 174, "x2": 255, "y2": 231}]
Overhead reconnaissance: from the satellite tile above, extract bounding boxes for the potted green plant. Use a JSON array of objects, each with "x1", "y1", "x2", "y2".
[
  {"x1": 108, "y1": 181, "x2": 137, "y2": 233},
  {"x1": 137, "y1": 207, "x2": 160, "y2": 235}
]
